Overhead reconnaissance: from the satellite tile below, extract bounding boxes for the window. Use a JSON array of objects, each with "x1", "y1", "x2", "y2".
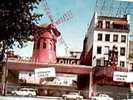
[
  {"x1": 113, "y1": 35, "x2": 118, "y2": 42},
  {"x1": 105, "y1": 34, "x2": 110, "y2": 42},
  {"x1": 120, "y1": 61, "x2": 125, "y2": 67},
  {"x1": 96, "y1": 59, "x2": 101, "y2": 66},
  {"x1": 37, "y1": 39, "x2": 40, "y2": 49},
  {"x1": 121, "y1": 35, "x2": 126, "y2": 43},
  {"x1": 104, "y1": 60, "x2": 108, "y2": 66},
  {"x1": 97, "y1": 20, "x2": 103, "y2": 28},
  {"x1": 120, "y1": 47, "x2": 125, "y2": 56},
  {"x1": 43, "y1": 42, "x2": 46, "y2": 49},
  {"x1": 97, "y1": 46, "x2": 102, "y2": 54},
  {"x1": 33, "y1": 43, "x2": 36, "y2": 49},
  {"x1": 97, "y1": 33, "x2": 102, "y2": 41},
  {"x1": 104, "y1": 46, "x2": 109, "y2": 55},
  {"x1": 106, "y1": 21, "x2": 110, "y2": 29}
]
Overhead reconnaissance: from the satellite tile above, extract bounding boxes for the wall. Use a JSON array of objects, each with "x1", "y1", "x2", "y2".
[{"x1": 92, "y1": 30, "x2": 128, "y2": 67}]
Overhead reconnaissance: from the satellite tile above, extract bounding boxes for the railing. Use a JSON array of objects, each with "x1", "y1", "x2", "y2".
[{"x1": 95, "y1": 27, "x2": 129, "y2": 33}]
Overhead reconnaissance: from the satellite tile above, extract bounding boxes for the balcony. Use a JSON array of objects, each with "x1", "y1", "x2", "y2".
[
  {"x1": 95, "y1": 20, "x2": 129, "y2": 33},
  {"x1": 95, "y1": 27, "x2": 129, "y2": 33}
]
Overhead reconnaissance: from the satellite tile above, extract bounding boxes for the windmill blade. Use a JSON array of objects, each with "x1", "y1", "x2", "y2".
[
  {"x1": 58, "y1": 35, "x2": 69, "y2": 56},
  {"x1": 43, "y1": 0, "x2": 70, "y2": 56},
  {"x1": 44, "y1": 0, "x2": 54, "y2": 23},
  {"x1": 54, "y1": 10, "x2": 73, "y2": 25}
]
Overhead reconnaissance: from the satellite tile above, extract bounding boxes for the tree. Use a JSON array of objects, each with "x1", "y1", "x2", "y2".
[
  {"x1": 0, "y1": 0, "x2": 43, "y2": 56},
  {"x1": 129, "y1": 53, "x2": 133, "y2": 59},
  {"x1": 0, "y1": 0, "x2": 43, "y2": 95}
]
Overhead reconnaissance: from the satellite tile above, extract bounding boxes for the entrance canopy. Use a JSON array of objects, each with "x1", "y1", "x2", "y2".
[{"x1": 7, "y1": 60, "x2": 94, "y2": 75}]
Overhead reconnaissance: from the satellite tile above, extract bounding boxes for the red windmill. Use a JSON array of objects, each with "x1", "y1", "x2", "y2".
[{"x1": 32, "y1": 0, "x2": 73, "y2": 64}]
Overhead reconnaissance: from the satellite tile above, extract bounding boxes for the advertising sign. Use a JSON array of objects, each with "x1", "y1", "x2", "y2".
[
  {"x1": 113, "y1": 71, "x2": 133, "y2": 83},
  {"x1": 126, "y1": 72, "x2": 133, "y2": 83},
  {"x1": 45, "y1": 73, "x2": 77, "y2": 86},
  {"x1": 35, "y1": 67, "x2": 56, "y2": 78},
  {"x1": 18, "y1": 71, "x2": 35, "y2": 83},
  {"x1": 18, "y1": 71, "x2": 77, "y2": 87}
]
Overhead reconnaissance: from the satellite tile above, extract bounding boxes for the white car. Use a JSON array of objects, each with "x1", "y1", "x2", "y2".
[
  {"x1": 122, "y1": 94, "x2": 133, "y2": 100},
  {"x1": 11, "y1": 88, "x2": 36, "y2": 97},
  {"x1": 62, "y1": 92, "x2": 83, "y2": 100},
  {"x1": 91, "y1": 93, "x2": 113, "y2": 100}
]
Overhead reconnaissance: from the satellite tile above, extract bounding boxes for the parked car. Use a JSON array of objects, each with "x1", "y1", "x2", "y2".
[
  {"x1": 62, "y1": 92, "x2": 83, "y2": 100},
  {"x1": 122, "y1": 93, "x2": 133, "y2": 100},
  {"x1": 91, "y1": 93, "x2": 113, "y2": 100},
  {"x1": 11, "y1": 88, "x2": 36, "y2": 97}
]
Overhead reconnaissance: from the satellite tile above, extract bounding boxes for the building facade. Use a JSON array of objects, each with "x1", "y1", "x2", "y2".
[
  {"x1": 128, "y1": 40, "x2": 133, "y2": 71},
  {"x1": 81, "y1": 14, "x2": 130, "y2": 68},
  {"x1": 93, "y1": 15, "x2": 130, "y2": 68}
]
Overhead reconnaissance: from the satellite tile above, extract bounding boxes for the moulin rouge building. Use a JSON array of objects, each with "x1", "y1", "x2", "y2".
[{"x1": 0, "y1": 14, "x2": 132, "y2": 99}]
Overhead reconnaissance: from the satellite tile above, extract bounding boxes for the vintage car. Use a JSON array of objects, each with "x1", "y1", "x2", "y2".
[
  {"x1": 62, "y1": 92, "x2": 83, "y2": 100},
  {"x1": 91, "y1": 93, "x2": 113, "y2": 100},
  {"x1": 11, "y1": 88, "x2": 36, "y2": 97}
]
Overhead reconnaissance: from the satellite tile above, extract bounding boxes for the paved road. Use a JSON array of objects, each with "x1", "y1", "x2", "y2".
[
  {"x1": 0, "y1": 96, "x2": 61, "y2": 100},
  {"x1": 0, "y1": 96, "x2": 88, "y2": 100}
]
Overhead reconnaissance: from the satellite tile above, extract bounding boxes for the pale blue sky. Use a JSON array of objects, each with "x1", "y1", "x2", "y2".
[
  {"x1": 15, "y1": 0, "x2": 97, "y2": 57},
  {"x1": 14, "y1": 0, "x2": 133, "y2": 57}
]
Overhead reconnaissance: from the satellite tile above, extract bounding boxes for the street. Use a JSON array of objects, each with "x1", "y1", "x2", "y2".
[
  {"x1": 0, "y1": 96, "x2": 88, "y2": 100},
  {"x1": 0, "y1": 96, "x2": 61, "y2": 100}
]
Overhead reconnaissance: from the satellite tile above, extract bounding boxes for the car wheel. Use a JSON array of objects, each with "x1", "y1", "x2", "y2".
[
  {"x1": 12, "y1": 93, "x2": 17, "y2": 96},
  {"x1": 28, "y1": 94, "x2": 33, "y2": 97},
  {"x1": 63, "y1": 96, "x2": 67, "y2": 100}
]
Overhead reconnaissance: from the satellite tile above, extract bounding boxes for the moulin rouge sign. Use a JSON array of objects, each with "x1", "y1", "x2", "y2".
[{"x1": 56, "y1": 57, "x2": 80, "y2": 65}]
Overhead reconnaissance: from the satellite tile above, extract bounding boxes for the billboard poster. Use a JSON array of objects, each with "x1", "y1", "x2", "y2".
[
  {"x1": 34, "y1": 67, "x2": 56, "y2": 78},
  {"x1": 18, "y1": 71, "x2": 35, "y2": 84},
  {"x1": 18, "y1": 70, "x2": 77, "y2": 87},
  {"x1": 44, "y1": 73, "x2": 77, "y2": 86}
]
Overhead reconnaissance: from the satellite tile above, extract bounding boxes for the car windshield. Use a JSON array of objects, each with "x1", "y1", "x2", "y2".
[
  {"x1": 97, "y1": 93, "x2": 109, "y2": 97},
  {"x1": 69, "y1": 92, "x2": 79, "y2": 95},
  {"x1": 19, "y1": 88, "x2": 35, "y2": 91}
]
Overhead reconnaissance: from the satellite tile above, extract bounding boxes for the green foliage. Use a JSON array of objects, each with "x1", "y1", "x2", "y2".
[
  {"x1": 129, "y1": 53, "x2": 133, "y2": 59},
  {"x1": 0, "y1": 0, "x2": 42, "y2": 49}
]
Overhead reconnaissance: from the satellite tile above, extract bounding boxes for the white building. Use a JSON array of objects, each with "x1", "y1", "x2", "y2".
[
  {"x1": 92, "y1": 15, "x2": 130, "y2": 67},
  {"x1": 81, "y1": 14, "x2": 130, "y2": 68}
]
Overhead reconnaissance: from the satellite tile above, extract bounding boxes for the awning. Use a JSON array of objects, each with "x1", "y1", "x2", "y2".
[{"x1": 113, "y1": 21, "x2": 128, "y2": 25}]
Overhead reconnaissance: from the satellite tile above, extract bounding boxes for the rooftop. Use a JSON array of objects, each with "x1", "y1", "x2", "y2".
[{"x1": 97, "y1": 15, "x2": 128, "y2": 21}]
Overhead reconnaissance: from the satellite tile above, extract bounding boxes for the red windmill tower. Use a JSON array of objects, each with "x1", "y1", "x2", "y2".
[{"x1": 32, "y1": 0, "x2": 72, "y2": 63}]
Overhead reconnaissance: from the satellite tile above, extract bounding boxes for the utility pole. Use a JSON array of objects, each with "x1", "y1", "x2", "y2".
[
  {"x1": 89, "y1": 71, "x2": 93, "y2": 98},
  {"x1": 1, "y1": 50, "x2": 8, "y2": 96}
]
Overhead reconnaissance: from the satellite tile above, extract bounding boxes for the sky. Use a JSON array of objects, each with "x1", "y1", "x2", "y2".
[
  {"x1": 14, "y1": 0, "x2": 97, "y2": 57},
  {"x1": 14, "y1": 0, "x2": 133, "y2": 58}
]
